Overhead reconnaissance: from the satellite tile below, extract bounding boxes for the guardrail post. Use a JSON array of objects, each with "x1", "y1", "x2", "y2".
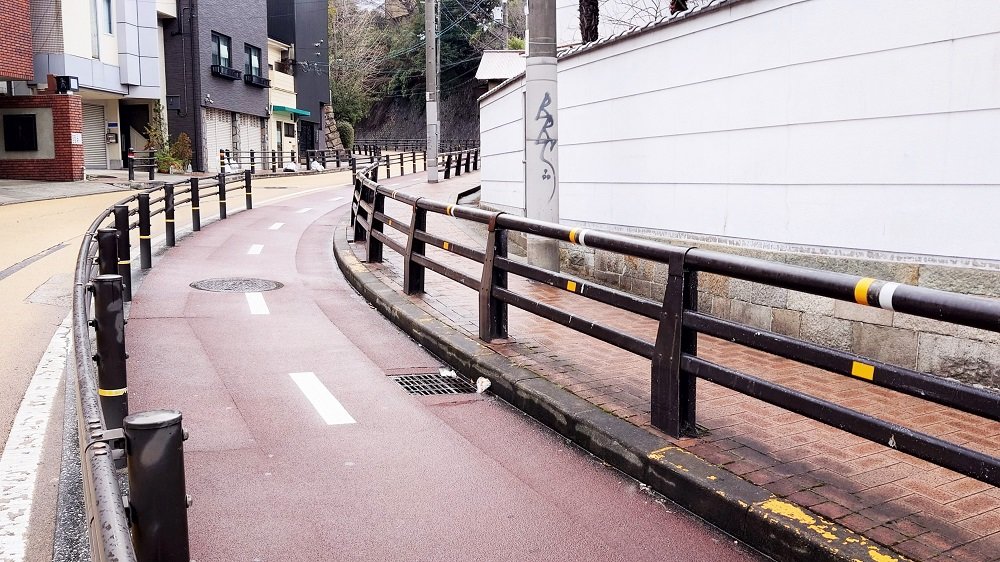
[
  {"x1": 384, "y1": 154, "x2": 391, "y2": 178},
  {"x1": 366, "y1": 189, "x2": 384, "y2": 263},
  {"x1": 444, "y1": 155, "x2": 452, "y2": 179},
  {"x1": 218, "y1": 173, "x2": 227, "y2": 219},
  {"x1": 455, "y1": 152, "x2": 463, "y2": 176},
  {"x1": 290, "y1": 150, "x2": 296, "y2": 171},
  {"x1": 403, "y1": 201, "x2": 426, "y2": 294},
  {"x1": 479, "y1": 218, "x2": 508, "y2": 340},
  {"x1": 250, "y1": 149, "x2": 256, "y2": 174},
  {"x1": 138, "y1": 193, "x2": 152, "y2": 270},
  {"x1": 352, "y1": 178, "x2": 366, "y2": 242},
  {"x1": 164, "y1": 184, "x2": 175, "y2": 247},
  {"x1": 464, "y1": 150, "x2": 472, "y2": 173},
  {"x1": 371, "y1": 162, "x2": 379, "y2": 182},
  {"x1": 321, "y1": 150, "x2": 328, "y2": 169},
  {"x1": 113, "y1": 205, "x2": 132, "y2": 301},
  {"x1": 650, "y1": 248, "x2": 698, "y2": 437},
  {"x1": 244, "y1": 170, "x2": 253, "y2": 210},
  {"x1": 398, "y1": 153, "x2": 404, "y2": 176},
  {"x1": 423, "y1": 150, "x2": 427, "y2": 171},
  {"x1": 411, "y1": 151, "x2": 417, "y2": 174},
  {"x1": 124, "y1": 410, "x2": 191, "y2": 562},
  {"x1": 96, "y1": 228, "x2": 118, "y2": 275},
  {"x1": 473, "y1": 149, "x2": 479, "y2": 170},
  {"x1": 335, "y1": 151, "x2": 341, "y2": 168},
  {"x1": 219, "y1": 149, "x2": 225, "y2": 172},
  {"x1": 190, "y1": 178, "x2": 201, "y2": 232},
  {"x1": 91, "y1": 274, "x2": 128, "y2": 431},
  {"x1": 127, "y1": 150, "x2": 135, "y2": 181},
  {"x1": 148, "y1": 156, "x2": 155, "y2": 180},
  {"x1": 271, "y1": 150, "x2": 277, "y2": 173}
]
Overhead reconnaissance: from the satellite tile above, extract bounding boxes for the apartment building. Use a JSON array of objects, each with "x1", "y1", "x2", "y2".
[
  {"x1": 266, "y1": 39, "x2": 304, "y2": 164},
  {"x1": 267, "y1": 0, "x2": 330, "y2": 155},
  {"x1": 164, "y1": 0, "x2": 270, "y2": 173}
]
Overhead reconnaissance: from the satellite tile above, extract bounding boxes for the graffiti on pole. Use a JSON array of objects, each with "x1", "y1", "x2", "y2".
[{"x1": 534, "y1": 91, "x2": 557, "y2": 201}]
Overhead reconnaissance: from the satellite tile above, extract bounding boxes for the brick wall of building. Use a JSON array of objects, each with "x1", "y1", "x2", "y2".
[
  {"x1": 0, "y1": 0, "x2": 33, "y2": 80},
  {"x1": 0, "y1": 95, "x2": 84, "y2": 181}
]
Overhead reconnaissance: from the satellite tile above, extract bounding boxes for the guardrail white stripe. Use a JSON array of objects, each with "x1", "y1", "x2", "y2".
[
  {"x1": 247, "y1": 244, "x2": 264, "y2": 255},
  {"x1": 268, "y1": 222, "x2": 284, "y2": 230},
  {"x1": 246, "y1": 292, "x2": 269, "y2": 315},
  {"x1": 289, "y1": 372, "x2": 356, "y2": 425},
  {"x1": 0, "y1": 314, "x2": 71, "y2": 562}
]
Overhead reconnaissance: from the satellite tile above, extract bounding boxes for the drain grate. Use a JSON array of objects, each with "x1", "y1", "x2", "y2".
[
  {"x1": 391, "y1": 373, "x2": 476, "y2": 396},
  {"x1": 189, "y1": 278, "x2": 283, "y2": 293}
]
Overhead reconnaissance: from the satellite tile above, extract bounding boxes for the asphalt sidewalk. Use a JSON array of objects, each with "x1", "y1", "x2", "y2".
[{"x1": 335, "y1": 171, "x2": 1000, "y2": 562}]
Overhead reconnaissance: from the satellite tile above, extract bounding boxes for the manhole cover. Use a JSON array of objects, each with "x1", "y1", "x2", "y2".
[
  {"x1": 391, "y1": 373, "x2": 476, "y2": 396},
  {"x1": 189, "y1": 278, "x2": 283, "y2": 292}
]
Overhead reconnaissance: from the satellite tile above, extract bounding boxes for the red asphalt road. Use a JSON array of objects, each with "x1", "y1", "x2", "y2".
[{"x1": 125, "y1": 181, "x2": 764, "y2": 561}]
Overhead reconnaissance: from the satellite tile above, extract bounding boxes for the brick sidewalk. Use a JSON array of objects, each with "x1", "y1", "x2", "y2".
[{"x1": 350, "y1": 172, "x2": 1000, "y2": 562}]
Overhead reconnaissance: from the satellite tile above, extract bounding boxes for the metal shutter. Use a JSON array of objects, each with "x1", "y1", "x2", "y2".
[
  {"x1": 203, "y1": 108, "x2": 233, "y2": 173},
  {"x1": 82, "y1": 104, "x2": 106, "y2": 170},
  {"x1": 237, "y1": 113, "x2": 263, "y2": 168}
]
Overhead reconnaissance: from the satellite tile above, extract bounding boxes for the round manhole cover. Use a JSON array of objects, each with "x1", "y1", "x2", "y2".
[{"x1": 189, "y1": 278, "x2": 283, "y2": 292}]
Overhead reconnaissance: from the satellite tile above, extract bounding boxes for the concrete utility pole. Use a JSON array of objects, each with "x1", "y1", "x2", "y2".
[
  {"x1": 524, "y1": 0, "x2": 560, "y2": 270},
  {"x1": 425, "y1": 0, "x2": 440, "y2": 183}
]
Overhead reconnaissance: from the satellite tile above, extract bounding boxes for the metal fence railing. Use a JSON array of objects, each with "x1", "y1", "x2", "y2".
[
  {"x1": 349, "y1": 159, "x2": 1000, "y2": 488},
  {"x1": 214, "y1": 149, "x2": 354, "y2": 174},
  {"x1": 72, "y1": 170, "x2": 257, "y2": 561},
  {"x1": 352, "y1": 138, "x2": 480, "y2": 156}
]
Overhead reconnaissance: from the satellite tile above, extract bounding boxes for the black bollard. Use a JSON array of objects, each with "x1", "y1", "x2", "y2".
[
  {"x1": 92, "y1": 274, "x2": 128, "y2": 431},
  {"x1": 138, "y1": 193, "x2": 152, "y2": 270},
  {"x1": 164, "y1": 184, "x2": 175, "y2": 247},
  {"x1": 113, "y1": 205, "x2": 132, "y2": 301},
  {"x1": 190, "y1": 178, "x2": 201, "y2": 232},
  {"x1": 96, "y1": 228, "x2": 118, "y2": 275},
  {"x1": 218, "y1": 173, "x2": 227, "y2": 219}
]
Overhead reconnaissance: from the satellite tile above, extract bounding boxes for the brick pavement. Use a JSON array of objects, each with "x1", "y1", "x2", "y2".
[{"x1": 348, "y1": 172, "x2": 1000, "y2": 562}]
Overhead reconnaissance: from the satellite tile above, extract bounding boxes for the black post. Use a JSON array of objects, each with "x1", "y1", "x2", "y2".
[
  {"x1": 403, "y1": 203, "x2": 426, "y2": 294},
  {"x1": 384, "y1": 154, "x2": 390, "y2": 178},
  {"x1": 423, "y1": 150, "x2": 427, "y2": 171},
  {"x1": 92, "y1": 274, "x2": 128, "y2": 431},
  {"x1": 336, "y1": 151, "x2": 341, "y2": 168},
  {"x1": 479, "y1": 221, "x2": 508, "y2": 340},
  {"x1": 164, "y1": 184, "x2": 175, "y2": 247},
  {"x1": 138, "y1": 193, "x2": 152, "y2": 270},
  {"x1": 113, "y1": 205, "x2": 132, "y2": 301},
  {"x1": 244, "y1": 170, "x2": 253, "y2": 210},
  {"x1": 225, "y1": 149, "x2": 232, "y2": 170},
  {"x1": 321, "y1": 150, "x2": 328, "y2": 169},
  {"x1": 352, "y1": 178, "x2": 366, "y2": 242},
  {"x1": 127, "y1": 152, "x2": 135, "y2": 181},
  {"x1": 124, "y1": 410, "x2": 191, "y2": 562},
  {"x1": 399, "y1": 153, "x2": 404, "y2": 176},
  {"x1": 350, "y1": 157, "x2": 357, "y2": 177},
  {"x1": 371, "y1": 162, "x2": 379, "y2": 182},
  {"x1": 250, "y1": 149, "x2": 256, "y2": 174},
  {"x1": 473, "y1": 148, "x2": 479, "y2": 170},
  {"x1": 444, "y1": 155, "x2": 452, "y2": 179},
  {"x1": 290, "y1": 150, "x2": 296, "y2": 171},
  {"x1": 465, "y1": 150, "x2": 472, "y2": 173},
  {"x1": 650, "y1": 248, "x2": 698, "y2": 437},
  {"x1": 412, "y1": 151, "x2": 417, "y2": 174},
  {"x1": 455, "y1": 152, "x2": 463, "y2": 176},
  {"x1": 366, "y1": 191, "x2": 384, "y2": 263},
  {"x1": 190, "y1": 178, "x2": 201, "y2": 232},
  {"x1": 271, "y1": 150, "x2": 277, "y2": 173},
  {"x1": 148, "y1": 157, "x2": 155, "y2": 180},
  {"x1": 218, "y1": 173, "x2": 227, "y2": 219},
  {"x1": 96, "y1": 228, "x2": 118, "y2": 275},
  {"x1": 219, "y1": 149, "x2": 225, "y2": 172}
]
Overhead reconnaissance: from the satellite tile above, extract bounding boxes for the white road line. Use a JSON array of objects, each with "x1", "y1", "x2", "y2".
[
  {"x1": 289, "y1": 372, "x2": 356, "y2": 425},
  {"x1": 329, "y1": 197, "x2": 344, "y2": 202},
  {"x1": 296, "y1": 208, "x2": 313, "y2": 214},
  {"x1": 247, "y1": 244, "x2": 264, "y2": 255},
  {"x1": 0, "y1": 314, "x2": 71, "y2": 562},
  {"x1": 246, "y1": 292, "x2": 270, "y2": 315},
  {"x1": 268, "y1": 222, "x2": 284, "y2": 230}
]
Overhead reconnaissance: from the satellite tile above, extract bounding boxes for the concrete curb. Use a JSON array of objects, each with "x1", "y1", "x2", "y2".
[{"x1": 333, "y1": 220, "x2": 909, "y2": 562}]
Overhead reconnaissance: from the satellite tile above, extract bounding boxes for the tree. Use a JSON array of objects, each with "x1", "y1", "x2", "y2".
[
  {"x1": 328, "y1": 0, "x2": 388, "y2": 124},
  {"x1": 580, "y1": 0, "x2": 599, "y2": 43}
]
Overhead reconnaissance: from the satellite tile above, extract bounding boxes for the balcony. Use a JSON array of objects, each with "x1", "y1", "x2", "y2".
[
  {"x1": 244, "y1": 74, "x2": 271, "y2": 88},
  {"x1": 211, "y1": 65, "x2": 242, "y2": 80}
]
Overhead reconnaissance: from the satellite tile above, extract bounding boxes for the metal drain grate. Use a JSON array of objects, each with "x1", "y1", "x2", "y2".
[
  {"x1": 189, "y1": 278, "x2": 283, "y2": 292},
  {"x1": 391, "y1": 373, "x2": 476, "y2": 396}
]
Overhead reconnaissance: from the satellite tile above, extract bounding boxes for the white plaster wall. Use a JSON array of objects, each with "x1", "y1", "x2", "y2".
[{"x1": 481, "y1": 0, "x2": 1000, "y2": 262}]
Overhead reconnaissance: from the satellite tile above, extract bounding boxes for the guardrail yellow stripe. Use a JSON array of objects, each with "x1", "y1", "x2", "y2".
[
  {"x1": 98, "y1": 387, "x2": 127, "y2": 397},
  {"x1": 854, "y1": 277, "x2": 875, "y2": 306}
]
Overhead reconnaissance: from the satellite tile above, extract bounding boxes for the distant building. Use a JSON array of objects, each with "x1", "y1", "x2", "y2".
[
  {"x1": 266, "y1": 39, "x2": 305, "y2": 165},
  {"x1": 267, "y1": 0, "x2": 330, "y2": 156},
  {"x1": 163, "y1": 0, "x2": 271, "y2": 172}
]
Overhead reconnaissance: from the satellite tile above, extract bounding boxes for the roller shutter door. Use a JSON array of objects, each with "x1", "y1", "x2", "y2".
[
  {"x1": 237, "y1": 114, "x2": 263, "y2": 168},
  {"x1": 203, "y1": 108, "x2": 233, "y2": 173},
  {"x1": 82, "y1": 104, "x2": 107, "y2": 170}
]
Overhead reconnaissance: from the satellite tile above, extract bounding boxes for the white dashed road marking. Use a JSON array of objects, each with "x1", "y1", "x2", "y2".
[
  {"x1": 248, "y1": 244, "x2": 264, "y2": 255},
  {"x1": 289, "y1": 372, "x2": 356, "y2": 425},
  {"x1": 268, "y1": 222, "x2": 284, "y2": 230},
  {"x1": 246, "y1": 292, "x2": 270, "y2": 315}
]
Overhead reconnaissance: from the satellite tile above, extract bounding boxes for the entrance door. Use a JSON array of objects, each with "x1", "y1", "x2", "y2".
[{"x1": 82, "y1": 103, "x2": 107, "y2": 169}]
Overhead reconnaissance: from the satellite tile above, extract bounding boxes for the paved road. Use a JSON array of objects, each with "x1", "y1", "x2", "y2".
[
  {"x1": 0, "y1": 172, "x2": 351, "y2": 561},
  {"x1": 125, "y1": 181, "x2": 765, "y2": 561}
]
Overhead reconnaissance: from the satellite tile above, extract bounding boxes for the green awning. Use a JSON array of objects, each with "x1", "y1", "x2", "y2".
[{"x1": 272, "y1": 105, "x2": 310, "y2": 116}]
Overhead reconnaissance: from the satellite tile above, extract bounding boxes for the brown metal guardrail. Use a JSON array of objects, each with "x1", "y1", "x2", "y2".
[
  {"x1": 353, "y1": 138, "x2": 480, "y2": 154},
  {"x1": 350, "y1": 159, "x2": 1000, "y2": 488},
  {"x1": 71, "y1": 169, "x2": 257, "y2": 561}
]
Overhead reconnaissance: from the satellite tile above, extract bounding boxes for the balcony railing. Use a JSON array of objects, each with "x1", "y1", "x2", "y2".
[
  {"x1": 211, "y1": 65, "x2": 242, "y2": 80},
  {"x1": 243, "y1": 74, "x2": 270, "y2": 88}
]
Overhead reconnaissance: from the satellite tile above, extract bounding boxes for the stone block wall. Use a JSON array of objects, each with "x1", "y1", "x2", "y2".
[
  {"x1": 0, "y1": 94, "x2": 84, "y2": 181},
  {"x1": 557, "y1": 236, "x2": 1000, "y2": 391}
]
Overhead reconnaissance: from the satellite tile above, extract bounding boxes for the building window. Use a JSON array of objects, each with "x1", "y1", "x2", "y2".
[
  {"x1": 103, "y1": 0, "x2": 113, "y2": 33},
  {"x1": 211, "y1": 32, "x2": 232, "y2": 68},
  {"x1": 3, "y1": 114, "x2": 39, "y2": 152},
  {"x1": 244, "y1": 45, "x2": 262, "y2": 77},
  {"x1": 283, "y1": 123, "x2": 295, "y2": 138}
]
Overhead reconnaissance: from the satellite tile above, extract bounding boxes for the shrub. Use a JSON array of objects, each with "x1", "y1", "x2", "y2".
[
  {"x1": 508, "y1": 36, "x2": 525, "y2": 51},
  {"x1": 337, "y1": 121, "x2": 355, "y2": 151},
  {"x1": 170, "y1": 132, "x2": 193, "y2": 169}
]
